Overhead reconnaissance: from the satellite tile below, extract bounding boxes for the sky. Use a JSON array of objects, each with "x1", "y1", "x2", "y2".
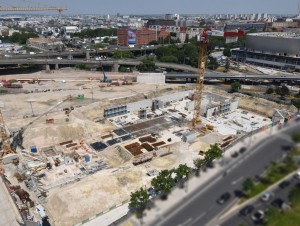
[{"x1": 2, "y1": 0, "x2": 300, "y2": 15}]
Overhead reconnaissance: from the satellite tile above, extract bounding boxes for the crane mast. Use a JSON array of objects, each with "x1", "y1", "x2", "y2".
[
  {"x1": 0, "y1": 110, "x2": 15, "y2": 159},
  {"x1": 193, "y1": 39, "x2": 209, "y2": 127}
]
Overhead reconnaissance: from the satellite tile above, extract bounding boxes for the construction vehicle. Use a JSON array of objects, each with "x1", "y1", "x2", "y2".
[
  {"x1": 97, "y1": 54, "x2": 111, "y2": 83},
  {"x1": 193, "y1": 30, "x2": 210, "y2": 127},
  {"x1": 46, "y1": 118, "x2": 54, "y2": 124},
  {"x1": 206, "y1": 124, "x2": 214, "y2": 130}
]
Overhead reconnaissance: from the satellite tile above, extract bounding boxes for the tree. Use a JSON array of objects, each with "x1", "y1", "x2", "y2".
[
  {"x1": 292, "y1": 133, "x2": 300, "y2": 143},
  {"x1": 204, "y1": 144, "x2": 223, "y2": 162},
  {"x1": 223, "y1": 48, "x2": 231, "y2": 57},
  {"x1": 266, "y1": 87, "x2": 274, "y2": 94},
  {"x1": 175, "y1": 164, "x2": 190, "y2": 186},
  {"x1": 281, "y1": 85, "x2": 290, "y2": 96},
  {"x1": 230, "y1": 81, "x2": 241, "y2": 93},
  {"x1": 295, "y1": 90, "x2": 300, "y2": 98},
  {"x1": 193, "y1": 158, "x2": 205, "y2": 176},
  {"x1": 207, "y1": 56, "x2": 219, "y2": 70},
  {"x1": 137, "y1": 58, "x2": 156, "y2": 72},
  {"x1": 275, "y1": 85, "x2": 289, "y2": 96},
  {"x1": 151, "y1": 169, "x2": 175, "y2": 198},
  {"x1": 129, "y1": 187, "x2": 149, "y2": 217},
  {"x1": 242, "y1": 178, "x2": 255, "y2": 193},
  {"x1": 291, "y1": 98, "x2": 300, "y2": 112},
  {"x1": 113, "y1": 50, "x2": 134, "y2": 59},
  {"x1": 71, "y1": 28, "x2": 117, "y2": 38},
  {"x1": 224, "y1": 60, "x2": 230, "y2": 72}
]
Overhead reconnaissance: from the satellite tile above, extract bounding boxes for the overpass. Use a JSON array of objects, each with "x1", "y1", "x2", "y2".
[
  {"x1": 165, "y1": 72, "x2": 300, "y2": 81},
  {"x1": 0, "y1": 57, "x2": 299, "y2": 81},
  {"x1": 0, "y1": 44, "x2": 178, "y2": 59}
]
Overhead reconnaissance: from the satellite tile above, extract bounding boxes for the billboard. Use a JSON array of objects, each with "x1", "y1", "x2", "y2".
[{"x1": 128, "y1": 30, "x2": 136, "y2": 44}]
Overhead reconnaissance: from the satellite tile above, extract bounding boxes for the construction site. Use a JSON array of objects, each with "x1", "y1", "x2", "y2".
[{"x1": 0, "y1": 28, "x2": 298, "y2": 225}]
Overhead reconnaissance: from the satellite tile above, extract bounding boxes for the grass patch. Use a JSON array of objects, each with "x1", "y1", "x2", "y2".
[
  {"x1": 266, "y1": 189, "x2": 300, "y2": 226},
  {"x1": 290, "y1": 148, "x2": 300, "y2": 156}
]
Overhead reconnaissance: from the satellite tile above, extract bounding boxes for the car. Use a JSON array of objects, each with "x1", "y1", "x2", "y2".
[
  {"x1": 217, "y1": 192, "x2": 231, "y2": 204},
  {"x1": 253, "y1": 175, "x2": 262, "y2": 183},
  {"x1": 271, "y1": 198, "x2": 284, "y2": 208},
  {"x1": 57, "y1": 57, "x2": 62, "y2": 60},
  {"x1": 260, "y1": 192, "x2": 274, "y2": 202},
  {"x1": 239, "y1": 147, "x2": 247, "y2": 154},
  {"x1": 294, "y1": 171, "x2": 300, "y2": 180},
  {"x1": 231, "y1": 152, "x2": 239, "y2": 158},
  {"x1": 251, "y1": 210, "x2": 265, "y2": 222},
  {"x1": 279, "y1": 180, "x2": 290, "y2": 189},
  {"x1": 239, "y1": 205, "x2": 254, "y2": 216}
]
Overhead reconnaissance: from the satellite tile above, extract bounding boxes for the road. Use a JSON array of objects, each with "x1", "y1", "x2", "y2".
[
  {"x1": 222, "y1": 173, "x2": 300, "y2": 226},
  {"x1": 150, "y1": 122, "x2": 300, "y2": 226}
]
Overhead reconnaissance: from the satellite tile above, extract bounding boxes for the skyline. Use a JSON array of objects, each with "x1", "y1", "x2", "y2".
[{"x1": 2, "y1": 0, "x2": 300, "y2": 15}]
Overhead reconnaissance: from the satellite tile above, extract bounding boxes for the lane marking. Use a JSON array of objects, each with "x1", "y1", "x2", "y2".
[
  {"x1": 231, "y1": 176, "x2": 244, "y2": 185},
  {"x1": 177, "y1": 217, "x2": 193, "y2": 226},
  {"x1": 186, "y1": 212, "x2": 206, "y2": 226}
]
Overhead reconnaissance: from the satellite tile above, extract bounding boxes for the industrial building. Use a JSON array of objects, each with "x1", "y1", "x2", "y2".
[
  {"x1": 26, "y1": 37, "x2": 64, "y2": 51},
  {"x1": 117, "y1": 27, "x2": 170, "y2": 45},
  {"x1": 146, "y1": 19, "x2": 176, "y2": 27},
  {"x1": 231, "y1": 32, "x2": 300, "y2": 72},
  {"x1": 224, "y1": 22, "x2": 265, "y2": 31},
  {"x1": 104, "y1": 91, "x2": 238, "y2": 119}
]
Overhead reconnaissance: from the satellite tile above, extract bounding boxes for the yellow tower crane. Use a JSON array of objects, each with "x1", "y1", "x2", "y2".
[
  {"x1": 0, "y1": 110, "x2": 16, "y2": 159},
  {"x1": 0, "y1": 0, "x2": 66, "y2": 13},
  {"x1": 193, "y1": 35, "x2": 209, "y2": 127}
]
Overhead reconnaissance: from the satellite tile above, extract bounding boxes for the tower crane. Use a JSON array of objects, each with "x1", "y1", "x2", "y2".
[
  {"x1": 0, "y1": 0, "x2": 66, "y2": 13},
  {"x1": 193, "y1": 30, "x2": 209, "y2": 127},
  {"x1": 0, "y1": 110, "x2": 15, "y2": 160}
]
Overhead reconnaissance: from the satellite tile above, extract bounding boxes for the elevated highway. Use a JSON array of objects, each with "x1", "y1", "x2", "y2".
[{"x1": 0, "y1": 58, "x2": 299, "y2": 81}]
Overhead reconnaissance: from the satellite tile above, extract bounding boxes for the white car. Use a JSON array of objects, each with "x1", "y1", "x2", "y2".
[
  {"x1": 260, "y1": 192, "x2": 274, "y2": 202},
  {"x1": 57, "y1": 57, "x2": 62, "y2": 60},
  {"x1": 295, "y1": 171, "x2": 300, "y2": 180},
  {"x1": 251, "y1": 210, "x2": 265, "y2": 222}
]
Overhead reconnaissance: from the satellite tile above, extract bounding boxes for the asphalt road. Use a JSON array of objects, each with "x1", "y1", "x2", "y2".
[
  {"x1": 150, "y1": 122, "x2": 300, "y2": 226},
  {"x1": 222, "y1": 172, "x2": 300, "y2": 226}
]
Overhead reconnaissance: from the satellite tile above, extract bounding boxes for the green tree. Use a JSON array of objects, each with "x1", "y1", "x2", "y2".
[
  {"x1": 207, "y1": 56, "x2": 219, "y2": 70},
  {"x1": 224, "y1": 60, "x2": 230, "y2": 72},
  {"x1": 160, "y1": 55, "x2": 178, "y2": 63},
  {"x1": 193, "y1": 158, "x2": 205, "y2": 176},
  {"x1": 1, "y1": 31, "x2": 38, "y2": 44},
  {"x1": 129, "y1": 187, "x2": 149, "y2": 216},
  {"x1": 292, "y1": 133, "x2": 300, "y2": 143},
  {"x1": 151, "y1": 169, "x2": 175, "y2": 198},
  {"x1": 204, "y1": 144, "x2": 223, "y2": 162},
  {"x1": 119, "y1": 66, "x2": 130, "y2": 72},
  {"x1": 137, "y1": 58, "x2": 156, "y2": 72},
  {"x1": 175, "y1": 164, "x2": 190, "y2": 186},
  {"x1": 72, "y1": 28, "x2": 117, "y2": 38},
  {"x1": 266, "y1": 87, "x2": 274, "y2": 94},
  {"x1": 230, "y1": 81, "x2": 241, "y2": 93},
  {"x1": 113, "y1": 50, "x2": 134, "y2": 59},
  {"x1": 291, "y1": 98, "x2": 300, "y2": 112},
  {"x1": 275, "y1": 86, "x2": 282, "y2": 95},
  {"x1": 242, "y1": 178, "x2": 255, "y2": 193},
  {"x1": 281, "y1": 85, "x2": 290, "y2": 96},
  {"x1": 223, "y1": 48, "x2": 231, "y2": 57}
]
